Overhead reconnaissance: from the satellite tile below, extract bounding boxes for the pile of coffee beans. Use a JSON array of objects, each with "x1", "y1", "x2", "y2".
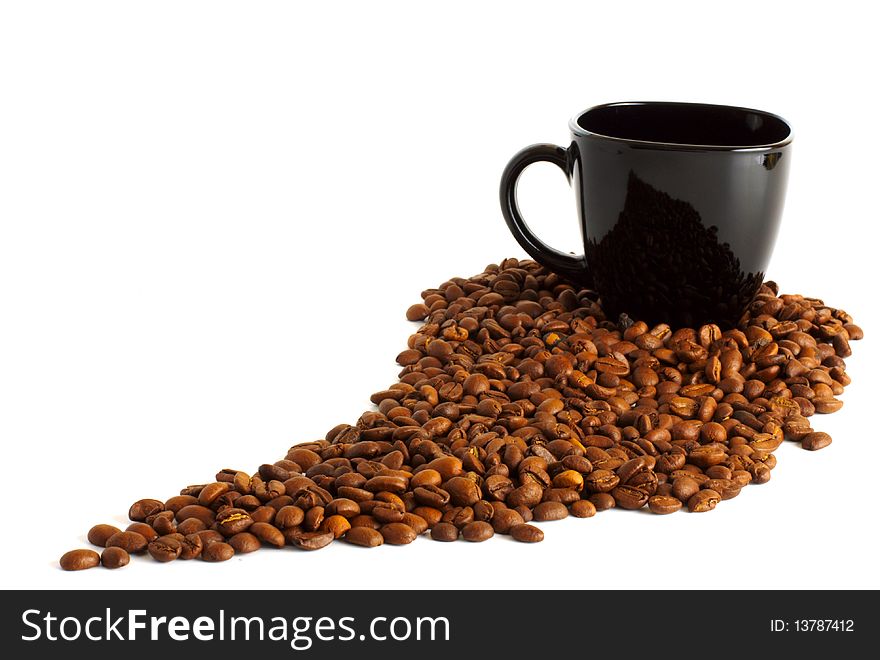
[{"x1": 60, "y1": 258, "x2": 862, "y2": 569}]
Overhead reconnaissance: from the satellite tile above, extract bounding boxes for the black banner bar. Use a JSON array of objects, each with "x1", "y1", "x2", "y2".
[{"x1": 2, "y1": 590, "x2": 874, "y2": 658}]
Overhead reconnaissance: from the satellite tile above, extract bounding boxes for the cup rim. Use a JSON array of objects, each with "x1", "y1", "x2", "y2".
[{"x1": 569, "y1": 101, "x2": 793, "y2": 152}]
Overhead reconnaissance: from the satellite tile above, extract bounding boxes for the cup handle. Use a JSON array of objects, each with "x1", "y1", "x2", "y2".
[{"x1": 500, "y1": 143, "x2": 590, "y2": 285}]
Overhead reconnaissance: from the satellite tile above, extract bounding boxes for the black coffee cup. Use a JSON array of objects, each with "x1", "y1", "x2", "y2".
[{"x1": 500, "y1": 101, "x2": 792, "y2": 328}]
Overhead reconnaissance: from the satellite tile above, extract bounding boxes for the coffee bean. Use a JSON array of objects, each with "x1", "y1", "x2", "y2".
[
  {"x1": 532, "y1": 501, "x2": 569, "y2": 521},
  {"x1": 88, "y1": 524, "x2": 121, "y2": 548},
  {"x1": 461, "y1": 521, "x2": 494, "y2": 542},
  {"x1": 813, "y1": 397, "x2": 843, "y2": 414},
  {"x1": 401, "y1": 513, "x2": 429, "y2": 535},
  {"x1": 611, "y1": 485, "x2": 649, "y2": 510},
  {"x1": 128, "y1": 499, "x2": 164, "y2": 522},
  {"x1": 288, "y1": 529, "x2": 335, "y2": 550},
  {"x1": 60, "y1": 549, "x2": 100, "y2": 571},
  {"x1": 445, "y1": 476, "x2": 481, "y2": 506},
  {"x1": 106, "y1": 531, "x2": 148, "y2": 554},
  {"x1": 125, "y1": 522, "x2": 158, "y2": 542},
  {"x1": 343, "y1": 527, "x2": 384, "y2": 548},
  {"x1": 148, "y1": 536, "x2": 182, "y2": 562},
  {"x1": 194, "y1": 529, "x2": 225, "y2": 546},
  {"x1": 585, "y1": 470, "x2": 620, "y2": 493},
  {"x1": 246, "y1": 522, "x2": 284, "y2": 548},
  {"x1": 588, "y1": 493, "x2": 616, "y2": 511},
  {"x1": 671, "y1": 476, "x2": 701, "y2": 502},
  {"x1": 688, "y1": 489, "x2": 721, "y2": 513},
  {"x1": 101, "y1": 547, "x2": 130, "y2": 569},
  {"x1": 216, "y1": 508, "x2": 254, "y2": 537},
  {"x1": 179, "y1": 533, "x2": 204, "y2": 559},
  {"x1": 510, "y1": 524, "x2": 544, "y2": 543},
  {"x1": 430, "y1": 522, "x2": 459, "y2": 542},
  {"x1": 802, "y1": 431, "x2": 832, "y2": 451},
  {"x1": 275, "y1": 505, "x2": 306, "y2": 528},
  {"x1": 648, "y1": 495, "x2": 683, "y2": 515},
  {"x1": 228, "y1": 532, "x2": 261, "y2": 554},
  {"x1": 201, "y1": 542, "x2": 235, "y2": 562},
  {"x1": 490, "y1": 507, "x2": 525, "y2": 533},
  {"x1": 406, "y1": 303, "x2": 429, "y2": 321},
  {"x1": 322, "y1": 514, "x2": 353, "y2": 538},
  {"x1": 380, "y1": 522, "x2": 417, "y2": 545},
  {"x1": 569, "y1": 500, "x2": 597, "y2": 518},
  {"x1": 175, "y1": 504, "x2": 215, "y2": 527}
]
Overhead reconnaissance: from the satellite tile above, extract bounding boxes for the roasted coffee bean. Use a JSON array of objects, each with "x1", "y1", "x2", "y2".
[
  {"x1": 216, "y1": 508, "x2": 254, "y2": 537},
  {"x1": 588, "y1": 493, "x2": 616, "y2": 511},
  {"x1": 249, "y1": 522, "x2": 285, "y2": 548},
  {"x1": 532, "y1": 501, "x2": 569, "y2": 521},
  {"x1": 88, "y1": 524, "x2": 121, "y2": 548},
  {"x1": 445, "y1": 477, "x2": 481, "y2": 506},
  {"x1": 510, "y1": 524, "x2": 544, "y2": 543},
  {"x1": 178, "y1": 534, "x2": 203, "y2": 559},
  {"x1": 430, "y1": 522, "x2": 460, "y2": 542},
  {"x1": 380, "y1": 522, "x2": 417, "y2": 545},
  {"x1": 175, "y1": 504, "x2": 215, "y2": 527},
  {"x1": 101, "y1": 547, "x2": 130, "y2": 569},
  {"x1": 461, "y1": 521, "x2": 494, "y2": 542},
  {"x1": 343, "y1": 527, "x2": 384, "y2": 548},
  {"x1": 202, "y1": 542, "x2": 235, "y2": 562},
  {"x1": 129, "y1": 499, "x2": 164, "y2": 522},
  {"x1": 802, "y1": 431, "x2": 832, "y2": 451},
  {"x1": 688, "y1": 489, "x2": 721, "y2": 513},
  {"x1": 569, "y1": 500, "x2": 597, "y2": 518},
  {"x1": 401, "y1": 513, "x2": 429, "y2": 535},
  {"x1": 287, "y1": 529, "x2": 335, "y2": 551},
  {"x1": 194, "y1": 529, "x2": 225, "y2": 546},
  {"x1": 648, "y1": 495, "x2": 683, "y2": 515},
  {"x1": 60, "y1": 549, "x2": 100, "y2": 571},
  {"x1": 671, "y1": 476, "x2": 701, "y2": 502},
  {"x1": 177, "y1": 518, "x2": 205, "y2": 536},
  {"x1": 126, "y1": 522, "x2": 158, "y2": 542},
  {"x1": 321, "y1": 514, "x2": 353, "y2": 538},
  {"x1": 611, "y1": 485, "x2": 649, "y2": 510},
  {"x1": 228, "y1": 532, "x2": 261, "y2": 554},
  {"x1": 71, "y1": 260, "x2": 860, "y2": 562},
  {"x1": 148, "y1": 536, "x2": 182, "y2": 562},
  {"x1": 106, "y1": 531, "x2": 148, "y2": 554},
  {"x1": 491, "y1": 507, "x2": 525, "y2": 533},
  {"x1": 275, "y1": 505, "x2": 306, "y2": 528}
]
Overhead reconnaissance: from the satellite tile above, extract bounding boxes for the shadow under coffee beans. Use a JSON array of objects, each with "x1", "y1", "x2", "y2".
[{"x1": 60, "y1": 258, "x2": 862, "y2": 569}]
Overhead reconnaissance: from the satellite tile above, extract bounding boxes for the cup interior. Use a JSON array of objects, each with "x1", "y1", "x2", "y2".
[{"x1": 576, "y1": 102, "x2": 791, "y2": 148}]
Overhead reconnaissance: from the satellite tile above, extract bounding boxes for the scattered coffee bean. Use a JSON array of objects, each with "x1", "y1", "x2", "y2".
[
  {"x1": 648, "y1": 495, "x2": 683, "y2": 515},
  {"x1": 688, "y1": 489, "x2": 721, "y2": 513},
  {"x1": 228, "y1": 532, "x2": 261, "y2": 554},
  {"x1": 60, "y1": 549, "x2": 100, "y2": 571},
  {"x1": 532, "y1": 501, "x2": 569, "y2": 521},
  {"x1": 106, "y1": 531, "x2": 148, "y2": 554},
  {"x1": 148, "y1": 536, "x2": 182, "y2": 562},
  {"x1": 802, "y1": 432, "x2": 832, "y2": 451},
  {"x1": 380, "y1": 523, "x2": 417, "y2": 545},
  {"x1": 430, "y1": 522, "x2": 460, "y2": 542},
  {"x1": 461, "y1": 521, "x2": 494, "y2": 542},
  {"x1": 570, "y1": 500, "x2": 597, "y2": 518},
  {"x1": 201, "y1": 542, "x2": 235, "y2": 562},
  {"x1": 343, "y1": 527, "x2": 384, "y2": 548},
  {"x1": 100, "y1": 547, "x2": 130, "y2": 569},
  {"x1": 88, "y1": 524, "x2": 121, "y2": 548},
  {"x1": 510, "y1": 524, "x2": 544, "y2": 543}
]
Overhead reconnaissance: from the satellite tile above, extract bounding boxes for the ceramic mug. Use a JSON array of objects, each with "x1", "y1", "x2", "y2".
[{"x1": 500, "y1": 101, "x2": 792, "y2": 327}]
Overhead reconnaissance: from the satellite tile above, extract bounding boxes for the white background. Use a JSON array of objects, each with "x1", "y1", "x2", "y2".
[{"x1": 1, "y1": 0, "x2": 877, "y2": 590}]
